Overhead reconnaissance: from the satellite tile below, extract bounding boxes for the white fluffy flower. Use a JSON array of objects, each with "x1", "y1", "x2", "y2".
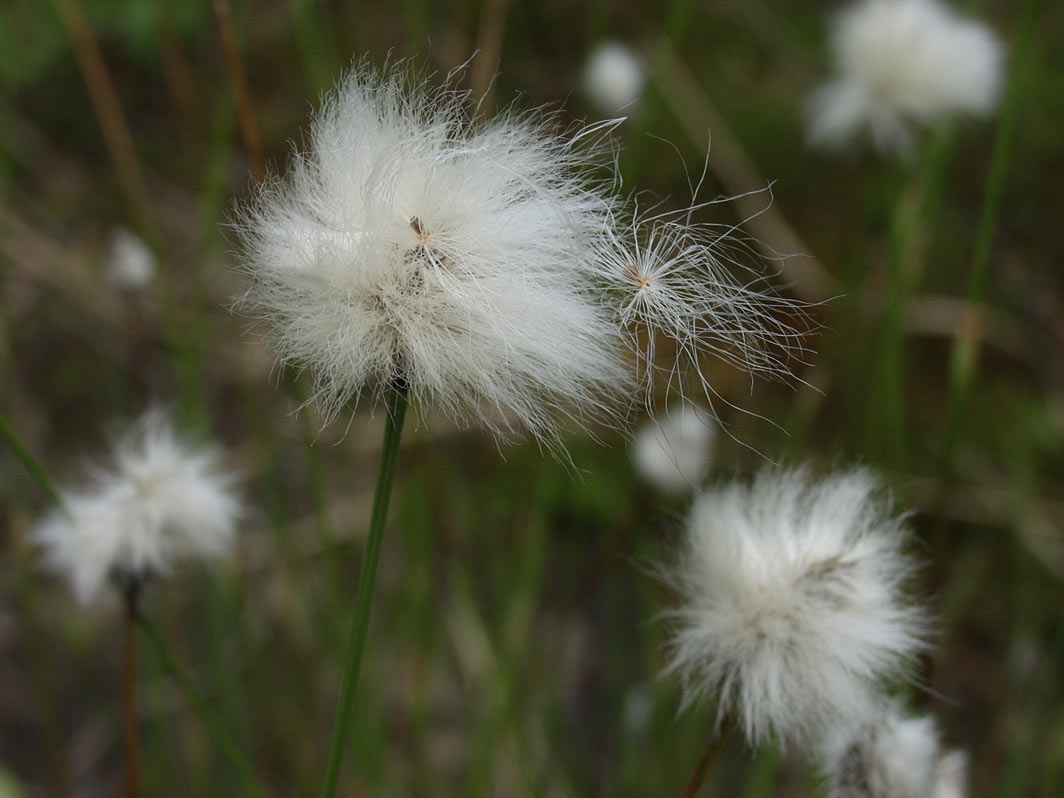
[
  {"x1": 105, "y1": 227, "x2": 155, "y2": 290},
  {"x1": 809, "y1": 0, "x2": 1004, "y2": 153},
  {"x1": 234, "y1": 61, "x2": 631, "y2": 442},
  {"x1": 632, "y1": 404, "x2": 715, "y2": 493},
  {"x1": 662, "y1": 466, "x2": 927, "y2": 745},
  {"x1": 33, "y1": 410, "x2": 241, "y2": 603},
  {"x1": 822, "y1": 703, "x2": 968, "y2": 798},
  {"x1": 583, "y1": 41, "x2": 646, "y2": 114},
  {"x1": 933, "y1": 750, "x2": 970, "y2": 798}
]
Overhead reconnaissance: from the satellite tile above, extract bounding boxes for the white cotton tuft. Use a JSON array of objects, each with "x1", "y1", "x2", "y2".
[
  {"x1": 661, "y1": 466, "x2": 927, "y2": 746},
  {"x1": 233, "y1": 60, "x2": 631, "y2": 444},
  {"x1": 821, "y1": 703, "x2": 967, "y2": 798},
  {"x1": 632, "y1": 404, "x2": 715, "y2": 493},
  {"x1": 105, "y1": 228, "x2": 155, "y2": 290},
  {"x1": 33, "y1": 409, "x2": 241, "y2": 603},
  {"x1": 583, "y1": 42, "x2": 646, "y2": 114},
  {"x1": 808, "y1": 0, "x2": 1004, "y2": 153},
  {"x1": 933, "y1": 749, "x2": 969, "y2": 798}
]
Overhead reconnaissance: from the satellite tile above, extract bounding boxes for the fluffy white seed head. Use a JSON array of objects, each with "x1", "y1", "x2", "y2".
[
  {"x1": 233, "y1": 61, "x2": 632, "y2": 444},
  {"x1": 809, "y1": 0, "x2": 1004, "y2": 153},
  {"x1": 593, "y1": 207, "x2": 809, "y2": 409},
  {"x1": 933, "y1": 750, "x2": 970, "y2": 798},
  {"x1": 821, "y1": 703, "x2": 967, "y2": 798},
  {"x1": 33, "y1": 410, "x2": 241, "y2": 603},
  {"x1": 583, "y1": 41, "x2": 647, "y2": 114},
  {"x1": 632, "y1": 404, "x2": 715, "y2": 493},
  {"x1": 105, "y1": 227, "x2": 155, "y2": 290},
  {"x1": 662, "y1": 466, "x2": 927, "y2": 745}
]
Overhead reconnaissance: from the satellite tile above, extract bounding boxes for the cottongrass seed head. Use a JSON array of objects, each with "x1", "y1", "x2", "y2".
[
  {"x1": 582, "y1": 41, "x2": 647, "y2": 114},
  {"x1": 233, "y1": 59, "x2": 633, "y2": 443},
  {"x1": 632, "y1": 403, "x2": 715, "y2": 494},
  {"x1": 661, "y1": 466, "x2": 928, "y2": 746},
  {"x1": 593, "y1": 201, "x2": 808, "y2": 410},
  {"x1": 809, "y1": 0, "x2": 1004, "y2": 154},
  {"x1": 821, "y1": 701, "x2": 969, "y2": 798},
  {"x1": 33, "y1": 409, "x2": 241, "y2": 603}
]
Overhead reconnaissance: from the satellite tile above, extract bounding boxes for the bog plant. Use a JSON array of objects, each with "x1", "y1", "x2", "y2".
[
  {"x1": 7, "y1": 0, "x2": 1026, "y2": 788},
  {"x1": 233, "y1": 58, "x2": 806, "y2": 795}
]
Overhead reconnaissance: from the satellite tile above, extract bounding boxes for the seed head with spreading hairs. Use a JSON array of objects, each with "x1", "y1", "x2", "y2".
[
  {"x1": 594, "y1": 202, "x2": 809, "y2": 409},
  {"x1": 662, "y1": 466, "x2": 927, "y2": 745}
]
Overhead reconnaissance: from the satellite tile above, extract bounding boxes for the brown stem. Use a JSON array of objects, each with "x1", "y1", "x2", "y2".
[
  {"x1": 470, "y1": 0, "x2": 511, "y2": 117},
  {"x1": 123, "y1": 584, "x2": 140, "y2": 798},
  {"x1": 212, "y1": 0, "x2": 266, "y2": 182},
  {"x1": 681, "y1": 715, "x2": 736, "y2": 798},
  {"x1": 49, "y1": 0, "x2": 156, "y2": 234}
]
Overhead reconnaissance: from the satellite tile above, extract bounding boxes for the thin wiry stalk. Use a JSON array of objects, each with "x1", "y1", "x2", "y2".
[
  {"x1": 681, "y1": 715, "x2": 736, "y2": 798},
  {"x1": 136, "y1": 614, "x2": 268, "y2": 797},
  {"x1": 319, "y1": 386, "x2": 409, "y2": 798},
  {"x1": 212, "y1": 0, "x2": 266, "y2": 182},
  {"x1": 123, "y1": 584, "x2": 140, "y2": 798},
  {"x1": 49, "y1": 0, "x2": 155, "y2": 234},
  {"x1": 470, "y1": 0, "x2": 511, "y2": 115}
]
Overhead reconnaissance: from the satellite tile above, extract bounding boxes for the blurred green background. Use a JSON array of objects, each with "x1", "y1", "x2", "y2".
[{"x1": 2, "y1": 0, "x2": 1063, "y2": 795}]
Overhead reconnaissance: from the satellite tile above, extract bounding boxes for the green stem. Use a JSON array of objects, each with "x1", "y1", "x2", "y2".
[
  {"x1": 319, "y1": 387, "x2": 409, "y2": 798},
  {"x1": 0, "y1": 409, "x2": 66, "y2": 513},
  {"x1": 136, "y1": 613, "x2": 267, "y2": 796},
  {"x1": 942, "y1": 0, "x2": 1039, "y2": 472},
  {"x1": 878, "y1": 130, "x2": 950, "y2": 468}
]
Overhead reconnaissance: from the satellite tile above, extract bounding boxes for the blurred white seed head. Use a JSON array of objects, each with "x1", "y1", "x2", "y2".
[
  {"x1": 934, "y1": 750, "x2": 970, "y2": 798},
  {"x1": 809, "y1": 0, "x2": 1004, "y2": 154},
  {"x1": 33, "y1": 409, "x2": 241, "y2": 603},
  {"x1": 661, "y1": 466, "x2": 927, "y2": 745},
  {"x1": 583, "y1": 41, "x2": 647, "y2": 114},
  {"x1": 821, "y1": 703, "x2": 968, "y2": 798},
  {"x1": 632, "y1": 404, "x2": 715, "y2": 493},
  {"x1": 105, "y1": 227, "x2": 155, "y2": 290},
  {"x1": 233, "y1": 60, "x2": 631, "y2": 443}
]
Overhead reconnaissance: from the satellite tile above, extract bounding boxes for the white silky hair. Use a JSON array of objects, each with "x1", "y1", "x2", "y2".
[
  {"x1": 234, "y1": 60, "x2": 812, "y2": 445},
  {"x1": 593, "y1": 202, "x2": 809, "y2": 411},
  {"x1": 662, "y1": 466, "x2": 927, "y2": 745},
  {"x1": 821, "y1": 703, "x2": 968, "y2": 798},
  {"x1": 234, "y1": 61, "x2": 632, "y2": 445},
  {"x1": 33, "y1": 410, "x2": 241, "y2": 603},
  {"x1": 808, "y1": 0, "x2": 1003, "y2": 153}
]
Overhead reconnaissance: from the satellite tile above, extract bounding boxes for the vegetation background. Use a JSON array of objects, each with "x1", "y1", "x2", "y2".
[{"x1": 1, "y1": 0, "x2": 1062, "y2": 795}]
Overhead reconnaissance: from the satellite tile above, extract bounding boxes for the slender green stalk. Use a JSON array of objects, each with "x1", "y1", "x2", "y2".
[
  {"x1": 319, "y1": 387, "x2": 409, "y2": 798},
  {"x1": 0, "y1": 409, "x2": 66, "y2": 512},
  {"x1": 681, "y1": 715, "x2": 737, "y2": 797},
  {"x1": 943, "y1": 0, "x2": 1038, "y2": 471},
  {"x1": 136, "y1": 613, "x2": 268, "y2": 796},
  {"x1": 878, "y1": 130, "x2": 950, "y2": 468}
]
